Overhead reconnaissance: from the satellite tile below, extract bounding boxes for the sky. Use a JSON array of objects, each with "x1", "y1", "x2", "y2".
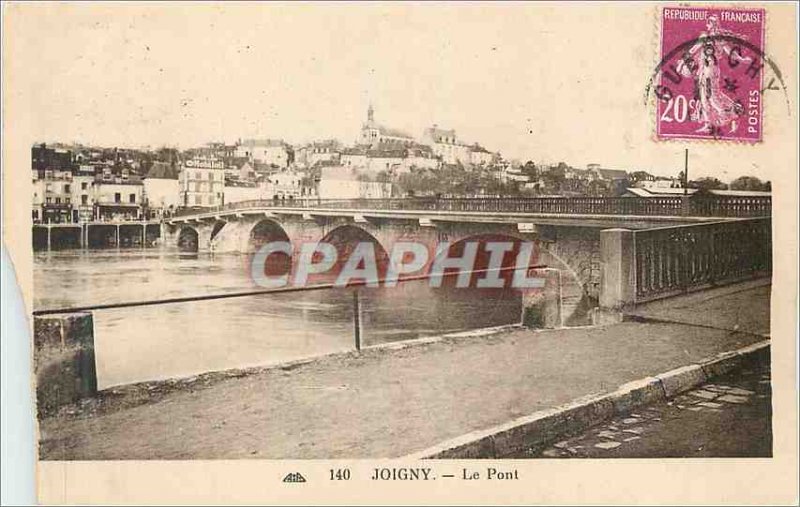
[{"x1": 6, "y1": 3, "x2": 796, "y2": 182}]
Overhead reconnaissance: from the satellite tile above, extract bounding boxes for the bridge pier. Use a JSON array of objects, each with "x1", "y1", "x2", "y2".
[
  {"x1": 591, "y1": 228, "x2": 636, "y2": 325},
  {"x1": 598, "y1": 228, "x2": 635, "y2": 310},
  {"x1": 521, "y1": 268, "x2": 562, "y2": 328}
]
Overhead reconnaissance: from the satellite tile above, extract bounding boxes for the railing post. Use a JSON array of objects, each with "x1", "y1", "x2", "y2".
[
  {"x1": 598, "y1": 228, "x2": 636, "y2": 311},
  {"x1": 352, "y1": 288, "x2": 362, "y2": 352},
  {"x1": 681, "y1": 194, "x2": 691, "y2": 217}
]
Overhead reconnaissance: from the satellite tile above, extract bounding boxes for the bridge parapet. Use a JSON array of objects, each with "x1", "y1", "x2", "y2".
[
  {"x1": 599, "y1": 217, "x2": 772, "y2": 311},
  {"x1": 169, "y1": 195, "x2": 771, "y2": 221}
]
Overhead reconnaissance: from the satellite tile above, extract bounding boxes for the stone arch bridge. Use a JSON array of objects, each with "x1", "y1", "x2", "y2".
[{"x1": 162, "y1": 198, "x2": 761, "y2": 325}]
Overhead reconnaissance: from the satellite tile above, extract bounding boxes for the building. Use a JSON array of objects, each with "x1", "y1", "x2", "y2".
[
  {"x1": 32, "y1": 144, "x2": 73, "y2": 176},
  {"x1": 364, "y1": 148, "x2": 407, "y2": 175},
  {"x1": 179, "y1": 156, "x2": 225, "y2": 208},
  {"x1": 404, "y1": 145, "x2": 441, "y2": 171},
  {"x1": 317, "y1": 166, "x2": 392, "y2": 199},
  {"x1": 264, "y1": 169, "x2": 306, "y2": 199},
  {"x1": 422, "y1": 125, "x2": 472, "y2": 165},
  {"x1": 359, "y1": 105, "x2": 415, "y2": 148},
  {"x1": 235, "y1": 139, "x2": 292, "y2": 168},
  {"x1": 341, "y1": 145, "x2": 440, "y2": 175},
  {"x1": 469, "y1": 144, "x2": 495, "y2": 166},
  {"x1": 497, "y1": 163, "x2": 530, "y2": 184},
  {"x1": 144, "y1": 162, "x2": 181, "y2": 218},
  {"x1": 638, "y1": 177, "x2": 681, "y2": 190},
  {"x1": 341, "y1": 147, "x2": 369, "y2": 170},
  {"x1": 629, "y1": 170, "x2": 657, "y2": 185},
  {"x1": 588, "y1": 165, "x2": 629, "y2": 182},
  {"x1": 296, "y1": 140, "x2": 342, "y2": 168},
  {"x1": 71, "y1": 175, "x2": 96, "y2": 222},
  {"x1": 94, "y1": 182, "x2": 143, "y2": 221},
  {"x1": 32, "y1": 171, "x2": 74, "y2": 223}
]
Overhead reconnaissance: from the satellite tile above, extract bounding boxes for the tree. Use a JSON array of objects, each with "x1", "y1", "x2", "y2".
[
  {"x1": 541, "y1": 165, "x2": 565, "y2": 193},
  {"x1": 521, "y1": 161, "x2": 538, "y2": 180},
  {"x1": 729, "y1": 175, "x2": 770, "y2": 191},
  {"x1": 689, "y1": 177, "x2": 727, "y2": 191}
]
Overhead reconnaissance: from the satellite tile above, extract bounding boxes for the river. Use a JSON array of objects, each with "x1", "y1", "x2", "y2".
[{"x1": 34, "y1": 249, "x2": 522, "y2": 388}]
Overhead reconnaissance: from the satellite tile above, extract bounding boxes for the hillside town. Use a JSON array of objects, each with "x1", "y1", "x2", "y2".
[{"x1": 31, "y1": 105, "x2": 771, "y2": 224}]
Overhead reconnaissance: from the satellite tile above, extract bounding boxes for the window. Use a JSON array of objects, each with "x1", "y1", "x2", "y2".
[
  {"x1": 46, "y1": 197, "x2": 52, "y2": 204},
  {"x1": 208, "y1": 172, "x2": 213, "y2": 181},
  {"x1": 114, "y1": 192, "x2": 121, "y2": 203},
  {"x1": 81, "y1": 195, "x2": 88, "y2": 205},
  {"x1": 64, "y1": 184, "x2": 71, "y2": 192},
  {"x1": 32, "y1": 210, "x2": 39, "y2": 220},
  {"x1": 81, "y1": 182, "x2": 88, "y2": 190},
  {"x1": 195, "y1": 182, "x2": 201, "y2": 192},
  {"x1": 55, "y1": 197, "x2": 61, "y2": 204},
  {"x1": 129, "y1": 193, "x2": 136, "y2": 203},
  {"x1": 65, "y1": 197, "x2": 70, "y2": 204}
]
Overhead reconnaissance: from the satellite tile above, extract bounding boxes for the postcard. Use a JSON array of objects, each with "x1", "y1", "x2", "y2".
[{"x1": 2, "y1": 2, "x2": 798, "y2": 505}]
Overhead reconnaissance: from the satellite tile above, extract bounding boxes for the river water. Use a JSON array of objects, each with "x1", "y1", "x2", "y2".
[{"x1": 34, "y1": 249, "x2": 522, "y2": 388}]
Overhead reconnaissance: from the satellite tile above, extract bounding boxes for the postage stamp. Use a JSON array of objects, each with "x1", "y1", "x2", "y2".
[{"x1": 656, "y1": 6, "x2": 766, "y2": 142}]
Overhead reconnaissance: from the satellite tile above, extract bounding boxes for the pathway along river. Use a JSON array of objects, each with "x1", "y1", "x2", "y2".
[{"x1": 34, "y1": 249, "x2": 521, "y2": 388}]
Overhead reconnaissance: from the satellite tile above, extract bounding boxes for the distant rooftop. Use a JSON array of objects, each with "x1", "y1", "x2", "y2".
[{"x1": 238, "y1": 139, "x2": 287, "y2": 148}]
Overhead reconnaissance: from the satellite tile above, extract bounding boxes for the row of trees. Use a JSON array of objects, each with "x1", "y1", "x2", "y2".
[
  {"x1": 680, "y1": 173, "x2": 772, "y2": 192},
  {"x1": 359, "y1": 164, "x2": 772, "y2": 198}
]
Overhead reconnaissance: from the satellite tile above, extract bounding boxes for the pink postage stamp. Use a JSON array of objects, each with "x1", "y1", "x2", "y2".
[{"x1": 655, "y1": 6, "x2": 766, "y2": 143}]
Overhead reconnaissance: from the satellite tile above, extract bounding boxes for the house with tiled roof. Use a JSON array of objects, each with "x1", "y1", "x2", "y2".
[
  {"x1": 421, "y1": 124, "x2": 473, "y2": 165},
  {"x1": 235, "y1": 139, "x2": 292, "y2": 168},
  {"x1": 587, "y1": 163, "x2": 628, "y2": 181}
]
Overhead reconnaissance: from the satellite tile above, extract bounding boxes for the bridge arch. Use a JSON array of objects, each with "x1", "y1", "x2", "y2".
[
  {"x1": 315, "y1": 224, "x2": 391, "y2": 283},
  {"x1": 431, "y1": 232, "x2": 532, "y2": 288},
  {"x1": 177, "y1": 226, "x2": 199, "y2": 252},
  {"x1": 432, "y1": 230, "x2": 597, "y2": 326},
  {"x1": 248, "y1": 219, "x2": 292, "y2": 251},
  {"x1": 209, "y1": 220, "x2": 226, "y2": 241},
  {"x1": 535, "y1": 242, "x2": 598, "y2": 326},
  {"x1": 246, "y1": 219, "x2": 294, "y2": 280}
]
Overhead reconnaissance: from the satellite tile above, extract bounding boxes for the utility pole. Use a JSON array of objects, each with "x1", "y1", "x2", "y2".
[{"x1": 684, "y1": 148, "x2": 689, "y2": 195}]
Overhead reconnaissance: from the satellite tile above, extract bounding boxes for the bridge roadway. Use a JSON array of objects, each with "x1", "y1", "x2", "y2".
[{"x1": 166, "y1": 204, "x2": 735, "y2": 230}]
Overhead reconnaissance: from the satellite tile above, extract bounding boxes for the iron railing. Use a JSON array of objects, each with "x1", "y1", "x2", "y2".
[
  {"x1": 689, "y1": 196, "x2": 772, "y2": 217},
  {"x1": 633, "y1": 217, "x2": 772, "y2": 302},
  {"x1": 168, "y1": 196, "x2": 772, "y2": 220}
]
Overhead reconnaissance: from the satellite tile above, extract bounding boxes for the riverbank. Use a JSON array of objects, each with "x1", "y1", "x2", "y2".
[{"x1": 39, "y1": 281, "x2": 771, "y2": 460}]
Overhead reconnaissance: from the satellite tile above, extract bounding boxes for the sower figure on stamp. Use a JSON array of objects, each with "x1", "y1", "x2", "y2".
[{"x1": 677, "y1": 15, "x2": 752, "y2": 135}]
